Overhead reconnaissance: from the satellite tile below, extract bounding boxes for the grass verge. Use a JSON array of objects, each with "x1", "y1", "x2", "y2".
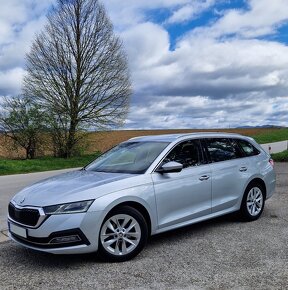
[
  {"x1": 271, "y1": 150, "x2": 288, "y2": 162},
  {"x1": 252, "y1": 128, "x2": 288, "y2": 144},
  {"x1": 0, "y1": 153, "x2": 100, "y2": 176}
]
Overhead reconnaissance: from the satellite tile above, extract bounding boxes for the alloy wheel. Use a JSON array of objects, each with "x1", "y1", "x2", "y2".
[
  {"x1": 100, "y1": 214, "x2": 141, "y2": 256},
  {"x1": 246, "y1": 187, "x2": 263, "y2": 216}
]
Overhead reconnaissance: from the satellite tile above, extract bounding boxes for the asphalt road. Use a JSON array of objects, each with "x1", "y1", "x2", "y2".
[
  {"x1": 0, "y1": 164, "x2": 287, "y2": 289},
  {"x1": 261, "y1": 140, "x2": 288, "y2": 154},
  {"x1": 0, "y1": 168, "x2": 80, "y2": 236}
]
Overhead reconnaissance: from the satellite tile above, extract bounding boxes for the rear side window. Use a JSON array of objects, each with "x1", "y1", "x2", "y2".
[
  {"x1": 237, "y1": 139, "x2": 260, "y2": 157},
  {"x1": 204, "y1": 138, "x2": 242, "y2": 162}
]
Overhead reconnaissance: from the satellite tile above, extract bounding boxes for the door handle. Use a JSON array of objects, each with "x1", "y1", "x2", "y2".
[
  {"x1": 199, "y1": 175, "x2": 210, "y2": 181},
  {"x1": 239, "y1": 166, "x2": 247, "y2": 172}
]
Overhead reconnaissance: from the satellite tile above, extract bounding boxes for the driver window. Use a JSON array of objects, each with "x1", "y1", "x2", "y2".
[{"x1": 163, "y1": 140, "x2": 204, "y2": 169}]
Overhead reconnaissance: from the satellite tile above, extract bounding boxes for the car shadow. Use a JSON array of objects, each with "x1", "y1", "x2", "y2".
[{"x1": 147, "y1": 212, "x2": 240, "y2": 247}]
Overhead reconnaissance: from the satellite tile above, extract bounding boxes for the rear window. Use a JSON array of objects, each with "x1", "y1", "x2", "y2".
[
  {"x1": 204, "y1": 138, "x2": 242, "y2": 162},
  {"x1": 237, "y1": 139, "x2": 260, "y2": 157}
]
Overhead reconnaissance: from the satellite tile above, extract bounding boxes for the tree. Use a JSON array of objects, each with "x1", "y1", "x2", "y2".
[
  {"x1": 48, "y1": 112, "x2": 87, "y2": 157},
  {"x1": 23, "y1": 0, "x2": 132, "y2": 158},
  {"x1": 0, "y1": 96, "x2": 47, "y2": 159}
]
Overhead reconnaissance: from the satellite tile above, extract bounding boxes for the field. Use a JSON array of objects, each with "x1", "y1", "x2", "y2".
[
  {"x1": 1, "y1": 127, "x2": 288, "y2": 159},
  {"x1": 85, "y1": 128, "x2": 288, "y2": 152},
  {"x1": 1, "y1": 128, "x2": 288, "y2": 175}
]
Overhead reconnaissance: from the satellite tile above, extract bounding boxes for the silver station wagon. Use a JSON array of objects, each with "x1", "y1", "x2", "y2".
[{"x1": 8, "y1": 133, "x2": 276, "y2": 261}]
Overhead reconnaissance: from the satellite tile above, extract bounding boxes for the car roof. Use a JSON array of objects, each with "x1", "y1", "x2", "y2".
[{"x1": 127, "y1": 132, "x2": 245, "y2": 143}]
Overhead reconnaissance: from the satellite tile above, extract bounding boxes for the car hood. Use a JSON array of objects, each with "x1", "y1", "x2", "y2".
[{"x1": 12, "y1": 170, "x2": 135, "y2": 207}]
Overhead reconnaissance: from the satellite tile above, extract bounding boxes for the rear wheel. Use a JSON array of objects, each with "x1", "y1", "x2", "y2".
[
  {"x1": 240, "y1": 182, "x2": 265, "y2": 221},
  {"x1": 98, "y1": 206, "x2": 148, "y2": 262}
]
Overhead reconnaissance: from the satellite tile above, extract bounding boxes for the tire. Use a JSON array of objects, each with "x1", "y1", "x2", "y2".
[
  {"x1": 240, "y1": 182, "x2": 265, "y2": 221},
  {"x1": 98, "y1": 206, "x2": 148, "y2": 262}
]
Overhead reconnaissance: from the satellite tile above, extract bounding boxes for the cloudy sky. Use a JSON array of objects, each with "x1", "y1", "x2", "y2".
[{"x1": 1, "y1": 0, "x2": 288, "y2": 129}]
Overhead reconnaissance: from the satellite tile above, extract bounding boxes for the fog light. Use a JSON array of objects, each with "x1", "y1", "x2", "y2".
[{"x1": 49, "y1": 235, "x2": 81, "y2": 244}]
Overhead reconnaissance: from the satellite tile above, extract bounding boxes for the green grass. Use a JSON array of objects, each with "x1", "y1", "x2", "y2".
[
  {"x1": 0, "y1": 153, "x2": 100, "y2": 176},
  {"x1": 271, "y1": 150, "x2": 288, "y2": 162},
  {"x1": 252, "y1": 128, "x2": 288, "y2": 144}
]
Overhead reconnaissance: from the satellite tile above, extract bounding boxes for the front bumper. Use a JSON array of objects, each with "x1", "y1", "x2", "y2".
[{"x1": 8, "y1": 210, "x2": 104, "y2": 254}]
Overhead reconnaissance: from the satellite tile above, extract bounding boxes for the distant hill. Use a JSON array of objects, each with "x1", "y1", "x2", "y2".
[{"x1": 236, "y1": 125, "x2": 285, "y2": 129}]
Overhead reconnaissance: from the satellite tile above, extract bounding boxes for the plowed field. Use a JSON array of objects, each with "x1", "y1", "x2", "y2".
[
  {"x1": 0, "y1": 127, "x2": 284, "y2": 159},
  {"x1": 84, "y1": 128, "x2": 281, "y2": 152}
]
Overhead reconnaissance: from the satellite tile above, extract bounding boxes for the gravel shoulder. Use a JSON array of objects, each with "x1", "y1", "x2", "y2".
[{"x1": 0, "y1": 163, "x2": 287, "y2": 289}]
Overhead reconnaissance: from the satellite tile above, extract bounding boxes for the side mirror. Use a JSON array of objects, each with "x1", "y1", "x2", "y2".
[{"x1": 157, "y1": 161, "x2": 183, "y2": 173}]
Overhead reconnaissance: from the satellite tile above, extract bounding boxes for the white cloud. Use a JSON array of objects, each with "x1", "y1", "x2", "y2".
[
  {"x1": 123, "y1": 24, "x2": 288, "y2": 99},
  {"x1": 0, "y1": 16, "x2": 48, "y2": 70},
  {"x1": 1, "y1": 0, "x2": 288, "y2": 128},
  {"x1": 105, "y1": 0, "x2": 190, "y2": 28},
  {"x1": 122, "y1": 22, "x2": 170, "y2": 68},
  {"x1": 0, "y1": 0, "x2": 54, "y2": 96},
  {"x1": 0, "y1": 67, "x2": 25, "y2": 95},
  {"x1": 117, "y1": 0, "x2": 288, "y2": 128},
  {"x1": 121, "y1": 22, "x2": 181, "y2": 93},
  {"x1": 191, "y1": 0, "x2": 288, "y2": 39},
  {"x1": 126, "y1": 95, "x2": 288, "y2": 129},
  {"x1": 166, "y1": 0, "x2": 215, "y2": 24}
]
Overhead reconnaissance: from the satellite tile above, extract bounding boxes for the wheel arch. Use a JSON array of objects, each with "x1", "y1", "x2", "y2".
[
  {"x1": 105, "y1": 201, "x2": 152, "y2": 236},
  {"x1": 246, "y1": 178, "x2": 267, "y2": 199}
]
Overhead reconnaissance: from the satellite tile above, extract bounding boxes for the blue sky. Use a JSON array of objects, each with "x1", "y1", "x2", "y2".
[{"x1": 1, "y1": 0, "x2": 288, "y2": 129}]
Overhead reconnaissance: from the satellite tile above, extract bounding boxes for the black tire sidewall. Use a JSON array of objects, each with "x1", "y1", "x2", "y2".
[{"x1": 98, "y1": 206, "x2": 148, "y2": 262}]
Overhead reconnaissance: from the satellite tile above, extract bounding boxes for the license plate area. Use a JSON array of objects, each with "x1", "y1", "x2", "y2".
[{"x1": 9, "y1": 222, "x2": 27, "y2": 238}]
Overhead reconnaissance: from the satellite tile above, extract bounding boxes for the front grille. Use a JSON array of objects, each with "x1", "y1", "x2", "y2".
[{"x1": 8, "y1": 203, "x2": 40, "y2": 227}]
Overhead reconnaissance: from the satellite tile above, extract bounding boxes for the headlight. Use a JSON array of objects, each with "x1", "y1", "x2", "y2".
[{"x1": 43, "y1": 200, "x2": 94, "y2": 215}]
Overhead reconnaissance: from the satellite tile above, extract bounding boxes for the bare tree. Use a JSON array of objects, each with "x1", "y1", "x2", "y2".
[
  {"x1": 0, "y1": 96, "x2": 47, "y2": 159},
  {"x1": 48, "y1": 112, "x2": 87, "y2": 157},
  {"x1": 23, "y1": 0, "x2": 132, "y2": 158}
]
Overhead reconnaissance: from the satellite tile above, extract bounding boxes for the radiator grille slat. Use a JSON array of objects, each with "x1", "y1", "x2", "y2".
[{"x1": 8, "y1": 203, "x2": 40, "y2": 227}]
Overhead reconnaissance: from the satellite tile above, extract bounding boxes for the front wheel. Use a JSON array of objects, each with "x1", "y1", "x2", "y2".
[
  {"x1": 98, "y1": 206, "x2": 148, "y2": 262},
  {"x1": 240, "y1": 182, "x2": 265, "y2": 221}
]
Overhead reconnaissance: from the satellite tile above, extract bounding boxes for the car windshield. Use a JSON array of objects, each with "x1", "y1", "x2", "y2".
[{"x1": 85, "y1": 141, "x2": 169, "y2": 174}]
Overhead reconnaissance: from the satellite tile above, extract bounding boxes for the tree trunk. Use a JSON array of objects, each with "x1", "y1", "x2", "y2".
[
  {"x1": 26, "y1": 147, "x2": 30, "y2": 160},
  {"x1": 26, "y1": 145, "x2": 36, "y2": 159},
  {"x1": 65, "y1": 119, "x2": 77, "y2": 158},
  {"x1": 29, "y1": 147, "x2": 36, "y2": 159}
]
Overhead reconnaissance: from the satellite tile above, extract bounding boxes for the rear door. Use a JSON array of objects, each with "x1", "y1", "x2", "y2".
[{"x1": 202, "y1": 138, "x2": 250, "y2": 213}]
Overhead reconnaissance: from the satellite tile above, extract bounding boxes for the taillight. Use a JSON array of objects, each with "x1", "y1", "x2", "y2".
[{"x1": 269, "y1": 158, "x2": 274, "y2": 167}]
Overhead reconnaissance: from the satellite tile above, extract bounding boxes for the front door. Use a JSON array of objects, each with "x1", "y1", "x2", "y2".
[{"x1": 151, "y1": 139, "x2": 212, "y2": 229}]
